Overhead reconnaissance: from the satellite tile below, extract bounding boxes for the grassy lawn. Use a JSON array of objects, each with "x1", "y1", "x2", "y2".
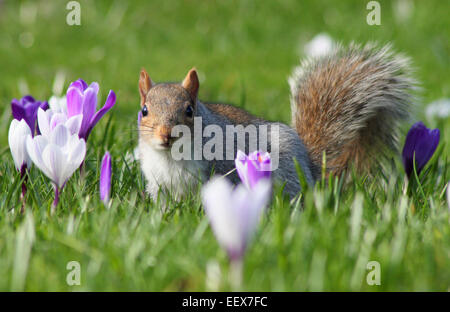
[{"x1": 0, "y1": 0, "x2": 449, "y2": 291}]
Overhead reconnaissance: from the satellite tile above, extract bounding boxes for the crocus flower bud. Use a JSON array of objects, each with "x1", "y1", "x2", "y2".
[
  {"x1": 100, "y1": 151, "x2": 112, "y2": 206},
  {"x1": 402, "y1": 122, "x2": 440, "y2": 177},
  {"x1": 235, "y1": 150, "x2": 271, "y2": 190},
  {"x1": 8, "y1": 119, "x2": 32, "y2": 172}
]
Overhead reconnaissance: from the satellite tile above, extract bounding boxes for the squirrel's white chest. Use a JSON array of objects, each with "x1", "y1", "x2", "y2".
[{"x1": 138, "y1": 140, "x2": 205, "y2": 201}]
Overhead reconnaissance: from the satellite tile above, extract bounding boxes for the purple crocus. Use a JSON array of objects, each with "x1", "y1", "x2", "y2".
[
  {"x1": 100, "y1": 151, "x2": 112, "y2": 206},
  {"x1": 402, "y1": 122, "x2": 440, "y2": 177},
  {"x1": 65, "y1": 79, "x2": 116, "y2": 140},
  {"x1": 235, "y1": 150, "x2": 271, "y2": 189},
  {"x1": 11, "y1": 95, "x2": 49, "y2": 136}
]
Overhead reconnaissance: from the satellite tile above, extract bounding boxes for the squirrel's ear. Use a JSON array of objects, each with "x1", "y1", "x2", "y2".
[
  {"x1": 139, "y1": 68, "x2": 152, "y2": 107},
  {"x1": 182, "y1": 68, "x2": 199, "y2": 102}
]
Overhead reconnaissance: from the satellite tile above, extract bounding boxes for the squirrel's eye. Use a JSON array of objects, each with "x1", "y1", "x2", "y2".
[
  {"x1": 186, "y1": 105, "x2": 194, "y2": 118},
  {"x1": 142, "y1": 105, "x2": 148, "y2": 117}
]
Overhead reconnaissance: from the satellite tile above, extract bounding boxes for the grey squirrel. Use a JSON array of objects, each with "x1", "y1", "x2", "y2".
[{"x1": 138, "y1": 43, "x2": 414, "y2": 200}]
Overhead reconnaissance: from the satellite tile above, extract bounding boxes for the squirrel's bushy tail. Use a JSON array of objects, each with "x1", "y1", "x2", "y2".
[{"x1": 289, "y1": 43, "x2": 416, "y2": 177}]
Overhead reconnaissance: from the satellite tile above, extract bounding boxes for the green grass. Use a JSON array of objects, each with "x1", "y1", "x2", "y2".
[{"x1": 0, "y1": 0, "x2": 449, "y2": 291}]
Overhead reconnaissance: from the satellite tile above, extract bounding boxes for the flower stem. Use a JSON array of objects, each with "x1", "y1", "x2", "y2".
[
  {"x1": 229, "y1": 258, "x2": 243, "y2": 291},
  {"x1": 19, "y1": 166, "x2": 27, "y2": 214},
  {"x1": 79, "y1": 160, "x2": 85, "y2": 179},
  {"x1": 51, "y1": 185, "x2": 60, "y2": 215}
]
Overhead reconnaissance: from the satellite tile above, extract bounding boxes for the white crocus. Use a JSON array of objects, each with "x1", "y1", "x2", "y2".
[
  {"x1": 26, "y1": 123, "x2": 86, "y2": 189},
  {"x1": 37, "y1": 107, "x2": 82, "y2": 137},
  {"x1": 48, "y1": 95, "x2": 68, "y2": 114},
  {"x1": 202, "y1": 176, "x2": 271, "y2": 261},
  {"x1": 426, "y1": 98, "x2": 450, "y2": 120},
  {"x1": 8, "y1": 119, "x2": 32, "y2": 171},
  {"x1": 304, "y1": 33, "x2": 334, "y2": 57}
]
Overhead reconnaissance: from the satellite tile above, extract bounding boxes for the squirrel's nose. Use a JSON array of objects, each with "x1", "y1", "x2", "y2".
[
  {"x1": 157, "y1": 126, "x2": 173, "y2": 147},
  {"x1": 161, "y1": 134, "x2": 171, "y2": 144}
]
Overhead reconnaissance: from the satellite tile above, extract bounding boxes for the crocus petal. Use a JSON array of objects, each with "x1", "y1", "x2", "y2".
[
  {"x1": 100, "y1": 151, "x2": 112, "y2": 204},
  {"x1": 202, "y1": 177, "x2": 243, "y2": 257},
  {"x1": 49, "y1": 95, "x2": 67, "y2": 113},
  {"x1": 245, "y1": 159, "x2": 261, "y2": 189},
  {"x1": 37, "y1": 108, "x2": 52, "y2": 137},
  {"x1": 66, "y1": 86, "x2": 84, "y2": 118},
  {"x1": 78, "y1": 79, "x2": 88, "y2": 90},
  {"x1": 78, "y1": 87, "x2": 99, "y2": 138},
  {"x1": 49, "y1": 123, "x2": 70, "y2": 147},
  {"x1": 42, "y1": 143, "x2": 66, "y2": 188},
  {"x1": 49, "y1": 113, "x2": 67, "y2": 131},
  {"x1": 22, "y1": 95, "x2": 35, "y2": 103},
  {"x1": 232, "y1": 179, "x2": 271, "y2": 251},
  {"x1": 85, "y1": 90, "x2": 116, "y2": 139},
  {"x1": 202, "y1": 176, "x2": 272, "y2": 261},
  {"x1": 65, "y1": 115, "x2": 83, "y2": 135},
  {"x1": 69, "y1": 79, "x2": 87, "y2": 92},
  {"x1": 63, "y1": 137, "x2": 86, "y2": 186},
  {"x1": 39, "y1": 101, "x2": 49, "y2": 111},
  {"x1": 235, "y1": 151, "x2": 250, "y2": 189},
  {"x1": 242, "y1": 179, "x2": 272, "y2": 234},
  {"x1": 235, "y1": 150, "x2": 272, "y2": 189},
  {"x1": 67, "y1": 135, "x2": 86, "y2": 169},
  {"x1": 26, "y1": 135, "x2": 48, "y2": 167},
  {"x1": 60, "y1": 135, "x2": 85, "y2": 186},
  {"x1": 11, "y1": 99, "x2": 26, "y2": 121},
  {"x1": 26, "y1": 135, "x2": 53, "y2": 181},
  {"x1": 88, "y1": 82, "x2": 100, "y2": 95},
  {"x1": 414, "y1": 129, "x2": 440, "y2": 171}
]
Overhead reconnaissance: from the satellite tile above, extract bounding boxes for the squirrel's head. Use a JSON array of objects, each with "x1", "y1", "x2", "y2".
[{"x1": 138, "y1": 67, "x2": 199, "y2": 150}]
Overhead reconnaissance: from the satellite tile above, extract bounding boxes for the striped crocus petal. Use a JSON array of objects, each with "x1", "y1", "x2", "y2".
[
  {"x1": 85, "y1": 90, "x2": 116, "y2": 139},
  {"x1": 235, "y1": 150, "x2": 272, "y2": 190},
  {"x1": 402, "y1": 122, "x2": 440, "y2": 177},
  {"x1": 100, "y1": 151, "x2": 112, "y2": 205}
]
